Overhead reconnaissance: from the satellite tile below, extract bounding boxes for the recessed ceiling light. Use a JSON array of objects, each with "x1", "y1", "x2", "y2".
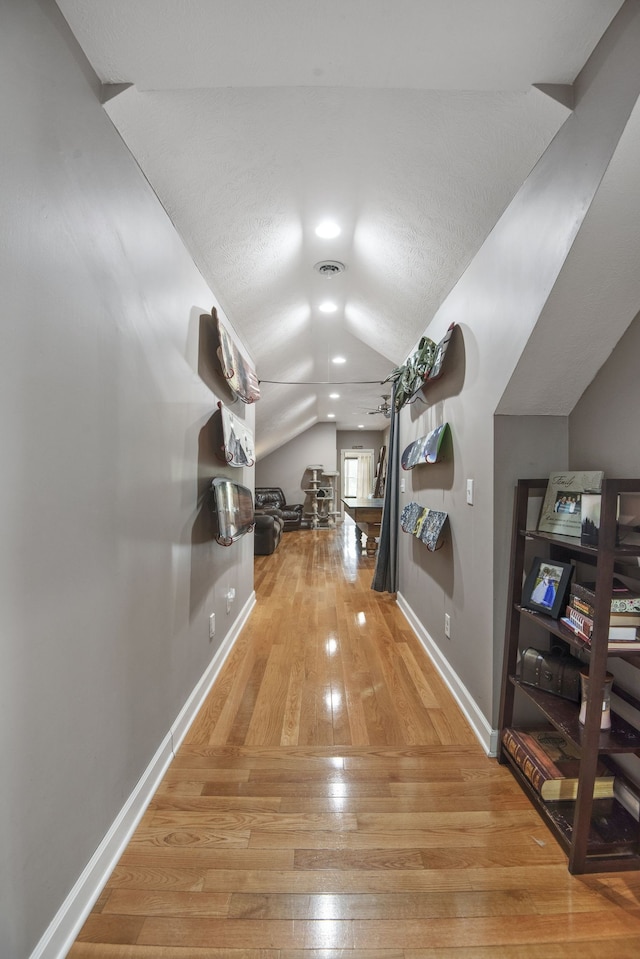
[
  {"x1": 319, "y1": 301, "x2": 338, "y2": 313},
  {"x1": 329, "y1": 392, "x2": 340, "y2": 399},
  {"x1": 327, "y1": 413, "x2": 335, "y2": 419},
  {"x1": 315, "y1": 220, "x2": 341, "y2": 239},
  {"x1": 332, "y1": 356, "x2": 346, "y2": 364},
  {"x1": 358, "y1": 424, "x2": 365, "y2": 429}
]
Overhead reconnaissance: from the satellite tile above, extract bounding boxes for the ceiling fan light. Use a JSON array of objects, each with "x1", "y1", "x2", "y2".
[{"x1": 315, "y1": 220, "x2": 341, "y2": 239}]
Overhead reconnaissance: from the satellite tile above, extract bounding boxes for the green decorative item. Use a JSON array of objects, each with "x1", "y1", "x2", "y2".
[
  {"x1": 384, "y1": 335, "x2": 436, "y2": 410},
  {"x1": 383, "y1": 323, "x2": 455, "y2": 411}
]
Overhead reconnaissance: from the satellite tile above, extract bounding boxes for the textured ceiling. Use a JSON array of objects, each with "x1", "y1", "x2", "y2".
[{"x1": 56, "y1": 0, "x2": 624, "y2": 457}]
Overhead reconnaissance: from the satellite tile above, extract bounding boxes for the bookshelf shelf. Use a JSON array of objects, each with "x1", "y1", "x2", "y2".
[
  {"x1": 498, "y1": 477, "x2": 640, "y2": 874},
  {"x1": 521, "y1": 527, "x2": 640, "y2": 558},
  {"x1": 503, "y1": 755, "x2": 639, "y2": 867},
  {"x1": 509, "y1": 679, "x2": 640, "y2": 753}
]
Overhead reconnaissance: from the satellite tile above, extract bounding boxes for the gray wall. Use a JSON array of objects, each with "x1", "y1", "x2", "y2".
[
  {"x1": 255, "y1": 422, "x2": 337, "y2": 506},
  {"x1": 492, "y1": 415, "x2": 569, "y2": 726},
  {"x1": 570, "y1": 310, "x2": 640, "y2": 476},
  {"x1": 337, "y1": 429, "x2": 385, "y2": 465},
  {"x1": 396, "y1": 4, "x2": 640, "y2": 731},
  {"x1": 0, "y1": 2, "x2": 254, "y2": 955}
]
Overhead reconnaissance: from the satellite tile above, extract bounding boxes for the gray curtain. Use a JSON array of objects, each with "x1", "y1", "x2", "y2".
[{"x1": 372, "y1": 382, "x2": 400, "y2": 593}]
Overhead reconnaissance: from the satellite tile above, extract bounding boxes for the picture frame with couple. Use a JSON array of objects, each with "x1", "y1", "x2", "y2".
[{"x1": 522, "y1": 557, "x2": 573, "y2": 621}]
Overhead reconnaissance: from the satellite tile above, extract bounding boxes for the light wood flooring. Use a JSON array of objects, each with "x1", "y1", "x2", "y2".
[{"x1": 69, "y1": 521, "x2": 640, "y2": 958}]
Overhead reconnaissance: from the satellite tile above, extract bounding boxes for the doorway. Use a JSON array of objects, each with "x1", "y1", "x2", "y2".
[{"x1": 340, "y1": 449, "x2": 375, "y2": 516}]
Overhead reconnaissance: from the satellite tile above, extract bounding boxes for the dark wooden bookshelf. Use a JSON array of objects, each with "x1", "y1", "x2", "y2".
[{"x1": 498, "y1": 477, "x2": 640, "y2": 874}]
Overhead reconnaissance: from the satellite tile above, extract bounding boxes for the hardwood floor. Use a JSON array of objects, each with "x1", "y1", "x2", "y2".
[{"x1": 69, "y1": 522, "x2": 640, "y2": 958}]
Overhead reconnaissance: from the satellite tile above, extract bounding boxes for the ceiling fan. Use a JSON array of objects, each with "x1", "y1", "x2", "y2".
[{"x1": 366, "y1": 394, "x2": 392, "y2": 418}]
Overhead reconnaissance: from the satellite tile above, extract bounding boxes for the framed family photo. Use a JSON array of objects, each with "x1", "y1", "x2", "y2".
[
  {"x1": 522, "y1": 557, "x2": 574, "y2": 620},
  {"x1": 537, "y1": 470, "x2": 604, "y2": 538}
]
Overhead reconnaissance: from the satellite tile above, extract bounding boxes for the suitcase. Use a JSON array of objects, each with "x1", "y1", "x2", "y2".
[{"x1": 520, "y1": 647, "x2": 582, "y2": 702}]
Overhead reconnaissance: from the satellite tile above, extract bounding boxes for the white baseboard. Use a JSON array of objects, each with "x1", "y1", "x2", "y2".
[
  {"x1": 31, "y1": 591, "x2": 256, "y2": 959},
  {"x1": 396, "y1": 592, "x2": 499, "y2": 757}
]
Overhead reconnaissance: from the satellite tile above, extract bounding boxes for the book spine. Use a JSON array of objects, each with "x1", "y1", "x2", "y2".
[
  {"x1": 572, "y1": 582, "x2": 640, "y2": 613},
  {"x1": 610, "y1": 612, "x2": 640, "y2": 626},
  {"x1": 570, "y1": 593, "x2": 595, "y2": 618},
  {"x1": 566, "y1": 602, "x2": 639, "y2": 639},
  {"x1": 614, "y1": 776, "x2": 640, "y2": 820},
  {"x1": 571, "y1": 582, "x2": 596, "y2": 606},
  {"x1": 560, "y1": 617, "x2": 591, "y2": 645},
  {"x1": 608, "y1": 625, "x2": 639, "y2": 640},
  {"x1": 502, "y1": 729, "x2": 552, "y2": 795},
  {"x1": 611, "y1": 598, "x2": 640, "y2": 613},
  {"x1": 566, "y1": 605, "x2": 593, "y2": 637}
]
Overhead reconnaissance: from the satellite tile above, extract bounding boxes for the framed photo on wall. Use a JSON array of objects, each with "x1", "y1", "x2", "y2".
[
  {"x1": 522, "y1": 557, "x2": 574, "y2": 620},
  {"x1": 537, "y1": 470, "x2": 604, "y2": 538}
]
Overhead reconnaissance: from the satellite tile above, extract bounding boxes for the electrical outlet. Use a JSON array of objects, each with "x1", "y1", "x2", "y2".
[
  {"x1": 444, "y1": 613, "x2": 451, "y2": 638},
  {"x1": 226, "y1": 587, "x2": 236, "y2": 614},
  {"x1": 466, "y1": 479, "x2": 474, "y2": 505},
  {"x1": 209, "y1": 613, "x2": 216, "y2": 638}
]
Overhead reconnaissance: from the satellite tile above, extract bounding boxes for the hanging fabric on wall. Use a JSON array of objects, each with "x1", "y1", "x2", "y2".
[{"x1": 371, "y1": 382, "x2": 400, "y2": 593}]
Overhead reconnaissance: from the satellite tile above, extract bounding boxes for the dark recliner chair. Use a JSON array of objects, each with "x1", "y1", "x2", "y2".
[
  {"x1": 254, "y1": 487, "x2": 303, "y2": 531},
  {"x1": 253, "y1": 510, "x2": 284, "y2": 555}
]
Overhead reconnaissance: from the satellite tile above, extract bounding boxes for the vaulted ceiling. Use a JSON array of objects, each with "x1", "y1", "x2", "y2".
[{"x1": 55, "y1": 1, "x2": 624, "y2": 457}]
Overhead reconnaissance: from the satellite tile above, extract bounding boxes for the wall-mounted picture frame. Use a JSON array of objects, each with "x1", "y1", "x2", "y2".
[
  {"x1": 537, "y1": 470, "x2": 604, "y2": 538},
  {"x1": 522, "y1": 557, "x2": 574, "y2": 620}
]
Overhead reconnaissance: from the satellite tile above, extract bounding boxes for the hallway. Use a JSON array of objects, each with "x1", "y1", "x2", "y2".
[{"x1": 69, "y1": 522, "x2": 640, "y2": 957}]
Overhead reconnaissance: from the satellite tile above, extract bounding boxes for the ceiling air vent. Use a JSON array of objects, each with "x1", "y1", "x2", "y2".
[{"x1": 314, "y1": 260, "x2": 346, "y2": 277}]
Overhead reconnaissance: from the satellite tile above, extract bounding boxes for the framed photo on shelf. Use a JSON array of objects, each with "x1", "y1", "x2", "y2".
[
  {"x1": 537, "y1": 470, "x2": 604, "y2": 538},
  {"x1": 522, "y1": 557, "x2": 574, "y2": 620}
]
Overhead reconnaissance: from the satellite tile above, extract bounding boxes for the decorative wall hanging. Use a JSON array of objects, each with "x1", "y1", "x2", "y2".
[
  {"x1": 401, "y1": 423, "x2": 450, "y2": 470},
  {"x1": 210, "y1": 477, "x2": 254, "y2": 545},
  {"x1": 384, "y1": 323, "x2": 455, "y2": 411},
  {"x1": 400, "y1": 502, "x2": 448, "y2": 551},
  {"x1": 214, "y1": 308, "x2": 260, "y2": 404},
  {"x1": 217, "y1": 402, "x2": 255, "y2": 467}
]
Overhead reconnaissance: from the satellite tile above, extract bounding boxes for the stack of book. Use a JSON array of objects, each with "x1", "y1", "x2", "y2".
[
  {"x1": 560, "y1": 580, "x2": 640, "y2": 651},
  {"x1": 502, "y1": 727, "x2": 614, "y2": 801}
]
